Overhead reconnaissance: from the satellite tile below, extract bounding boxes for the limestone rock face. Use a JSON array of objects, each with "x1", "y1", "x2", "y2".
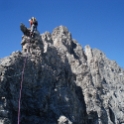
[{"x1": 0, "y1": 26, "x2": 124, "y2": 124}]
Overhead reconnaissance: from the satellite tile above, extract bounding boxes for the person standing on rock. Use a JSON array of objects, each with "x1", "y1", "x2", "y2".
[{"x1": 28, "y1": 17, "x2": 38, "y2": 37}]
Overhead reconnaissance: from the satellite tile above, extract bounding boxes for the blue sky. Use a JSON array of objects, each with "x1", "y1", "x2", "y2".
[{"x1": 0, "y1": 0, "x2": 124, "y2": 68}]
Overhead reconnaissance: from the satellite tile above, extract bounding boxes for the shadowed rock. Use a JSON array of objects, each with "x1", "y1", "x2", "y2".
[{"x1": 0, "y1": 26, "x2": 124, "y2": 124}]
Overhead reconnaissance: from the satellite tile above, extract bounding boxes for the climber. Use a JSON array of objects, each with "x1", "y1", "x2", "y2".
[{"x1": 29, "y1": 17, "x2": 38, "y2": 37}]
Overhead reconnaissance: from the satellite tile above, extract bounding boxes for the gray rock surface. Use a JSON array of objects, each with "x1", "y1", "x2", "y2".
[{"x1": 0, "y1": 26, "x2": 124, "y2": 124}]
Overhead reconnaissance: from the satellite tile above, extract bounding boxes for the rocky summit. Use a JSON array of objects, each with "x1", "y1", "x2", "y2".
[{"x1": 0, "y1": 26, "x2": 124, "y2": 124}]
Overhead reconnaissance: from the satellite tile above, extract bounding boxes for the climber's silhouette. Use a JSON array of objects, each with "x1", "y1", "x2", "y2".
[
  {"x1": 29, "y1": 17, "x2": 38, "y2": 37},
  {"x1": 20, "y1": 17, "x2": 38, "y2": 38}
]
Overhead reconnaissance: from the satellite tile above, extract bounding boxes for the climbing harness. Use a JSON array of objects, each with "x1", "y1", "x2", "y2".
[{"x1": 17, "y1": 36, "x2": 31, "y2": 124}]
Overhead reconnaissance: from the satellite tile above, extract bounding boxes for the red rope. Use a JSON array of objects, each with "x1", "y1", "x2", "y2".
[
  {"x1": 17, "y1": 37, "x2": 30, "y2": 124},
  {"x1": 17, "y1": 55, "x2": 28, "y2": 124}
]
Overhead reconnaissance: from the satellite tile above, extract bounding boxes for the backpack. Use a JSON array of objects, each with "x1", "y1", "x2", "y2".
[
  {"x1": 32, "y1": 18, "x2": 38, "y2": 26},
  {"x1": 34, "y1": 20, "x2": 38, "y2": 26}
]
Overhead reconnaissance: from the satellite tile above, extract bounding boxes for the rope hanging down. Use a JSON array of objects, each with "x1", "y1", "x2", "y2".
[{"x1": 17, "y1": 37, "x2": 30, "y2": 124}]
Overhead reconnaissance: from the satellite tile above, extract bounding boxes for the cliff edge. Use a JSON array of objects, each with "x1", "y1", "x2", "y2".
[{"x1": 0, "y1": 26, "x2": 124, "y2": 124}]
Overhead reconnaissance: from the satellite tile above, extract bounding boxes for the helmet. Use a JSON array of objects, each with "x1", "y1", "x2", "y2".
[
  {"x1": 28, "y1": 18, "x2": 33, "y2": 26},
  {"x1": 31, "y1": 17, "x2": 35, "y2": 19},
  {"x1": 28, "y1": 19, "x2": 32, "y2": 22},
  {"x1": 32, "y1": 17, "x2": 36, "y2": 22},
  {"x1": 28, "y1": 17, "x2": 36, "y2": 22}
]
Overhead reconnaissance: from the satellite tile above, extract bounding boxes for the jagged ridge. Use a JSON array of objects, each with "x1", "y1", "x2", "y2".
[{"x1": 0, "y1": 26, "x2": 124, "y2": 124}]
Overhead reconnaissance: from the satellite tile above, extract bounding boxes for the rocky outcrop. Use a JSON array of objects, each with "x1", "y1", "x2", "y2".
[{"x1": 0, "y1": 26, "x2": 124, "y2": 124}]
